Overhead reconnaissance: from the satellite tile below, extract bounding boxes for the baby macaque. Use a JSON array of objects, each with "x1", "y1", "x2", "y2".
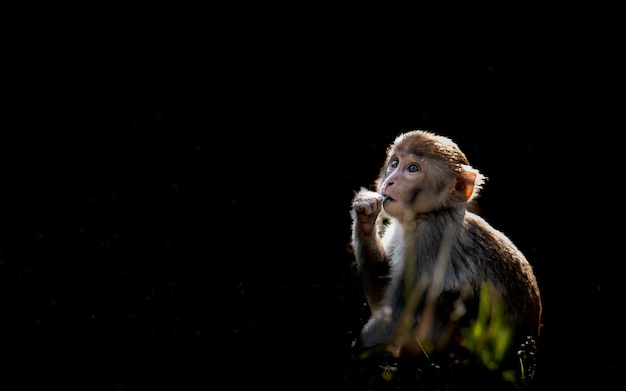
[{"x1": 349, "y1": 130, "x2": 542, "y2": 368}]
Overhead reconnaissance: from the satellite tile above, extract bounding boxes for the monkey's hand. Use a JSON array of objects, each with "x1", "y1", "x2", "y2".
[{"x1": 351, "y1": 189, "x2": 383, "y2": 236}]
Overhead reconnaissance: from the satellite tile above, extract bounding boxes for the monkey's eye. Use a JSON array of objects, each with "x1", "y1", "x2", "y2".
[
  {"x1": 389, "y1": 159, "x2": 399, "y2": 169},
  {"x1": 408, "y1": 164, "x2": 420, "y2": 173}
]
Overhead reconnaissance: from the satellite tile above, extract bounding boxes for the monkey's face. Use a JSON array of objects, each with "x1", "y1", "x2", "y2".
[{"x1": 378, "y1": 153, "x2": 454, "y2": 221}]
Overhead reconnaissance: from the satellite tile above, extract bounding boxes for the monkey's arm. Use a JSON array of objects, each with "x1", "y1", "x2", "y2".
[{"x1": 350, "y1": 188, "x2": 391, "y2": 311}]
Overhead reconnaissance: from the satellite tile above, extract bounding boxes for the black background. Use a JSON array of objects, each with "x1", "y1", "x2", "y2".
[{"x1": 1, "y1": 9, "x2": 622, "y2": 390}]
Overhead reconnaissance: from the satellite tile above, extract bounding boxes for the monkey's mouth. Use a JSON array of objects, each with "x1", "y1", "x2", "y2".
[{"x1": 382, "y1": 195, "x2": 392, "y2": 203}]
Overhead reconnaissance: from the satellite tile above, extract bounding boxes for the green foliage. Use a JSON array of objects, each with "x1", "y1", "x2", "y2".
[
  {"x1": 343, "y1": 282, "x2": 538, "y2": 390},
  {"x1": 462, "y1": 282, "x2": 512, "y2": 371}
]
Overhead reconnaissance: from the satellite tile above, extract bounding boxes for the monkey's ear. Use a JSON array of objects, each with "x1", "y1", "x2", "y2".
[
  {"x1": 452, "y1": 166, "x2": 486, "y2": 203},
  {"x1": 452, "y1": 172, "x2": 476, "y2": 203}
]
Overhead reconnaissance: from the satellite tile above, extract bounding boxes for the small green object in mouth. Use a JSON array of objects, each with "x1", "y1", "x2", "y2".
[{"x1": 382, "y1": 195, "x2": 389, "y2": 202}]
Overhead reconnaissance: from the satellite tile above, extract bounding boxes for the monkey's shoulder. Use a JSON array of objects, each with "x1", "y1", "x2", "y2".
[{"x1": 462, "y1": 211, "x2": 521, "y2": 250}]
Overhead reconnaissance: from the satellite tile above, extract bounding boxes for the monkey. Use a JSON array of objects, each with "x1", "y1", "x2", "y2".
[{"x1": 349, "y1": 130, "x2": 542, "y2": 373}]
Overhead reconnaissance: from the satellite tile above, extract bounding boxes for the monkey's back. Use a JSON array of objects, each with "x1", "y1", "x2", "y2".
[{"x1": 459, "y1": 212, "x2": 542, "y2": 340}]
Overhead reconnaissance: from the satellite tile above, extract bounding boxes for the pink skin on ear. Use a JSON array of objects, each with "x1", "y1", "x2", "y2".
[{"x1": 452, "y1": 172, "x2": 476, "y2": 202}]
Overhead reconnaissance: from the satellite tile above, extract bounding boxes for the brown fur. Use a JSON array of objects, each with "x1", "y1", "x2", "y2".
[{"x1": 349, "y1": 130, "x2": 542, "y2": 364}]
